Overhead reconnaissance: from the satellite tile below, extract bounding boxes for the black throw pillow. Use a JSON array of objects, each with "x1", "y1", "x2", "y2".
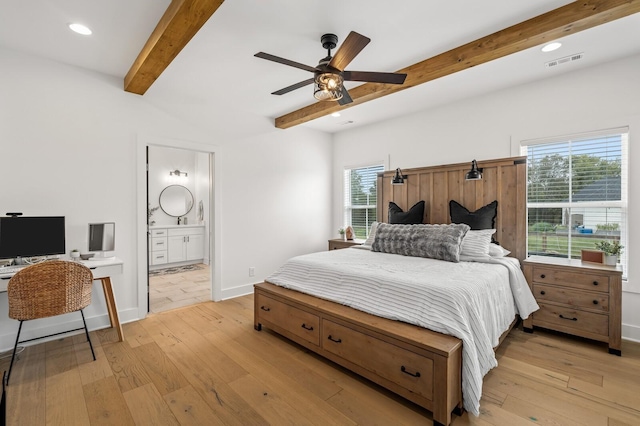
[
  {"x1": 389, "y1": 201, "x2": 425, "y2": 224},
  {"x1": 449, "y1": 200, "x2": 498, "y2": 230}
]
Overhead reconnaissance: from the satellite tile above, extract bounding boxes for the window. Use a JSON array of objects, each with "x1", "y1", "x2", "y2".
[
  {"x1": 344, "y1": 164, "x2": 383, "y2": 239},
  {"x1": 522, "y1": 128, "x2": 628, "y2": 277}
]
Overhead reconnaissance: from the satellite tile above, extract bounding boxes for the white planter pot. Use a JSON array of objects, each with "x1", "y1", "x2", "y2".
[{"x1": 604, "y1": 255, "x2": 617, "y2": 266}]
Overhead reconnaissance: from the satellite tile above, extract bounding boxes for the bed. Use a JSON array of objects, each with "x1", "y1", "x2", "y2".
[{"x1": 254, "y1": 156, "x2": 533, "y2": 426}]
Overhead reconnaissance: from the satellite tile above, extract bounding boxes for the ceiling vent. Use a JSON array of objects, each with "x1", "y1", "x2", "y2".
[{"x1": 545, "y1": 52, "x2": 584, "y2": 68}]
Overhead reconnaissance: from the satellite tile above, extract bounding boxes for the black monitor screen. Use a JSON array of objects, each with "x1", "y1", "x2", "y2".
[{"x1": 0, "y1": 216, "x2": 66, "y2": 259}]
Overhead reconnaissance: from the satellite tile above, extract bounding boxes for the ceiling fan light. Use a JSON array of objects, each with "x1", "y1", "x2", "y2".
[{"x1": 314, "y1": 72, "x2": 344, "y2": 101}]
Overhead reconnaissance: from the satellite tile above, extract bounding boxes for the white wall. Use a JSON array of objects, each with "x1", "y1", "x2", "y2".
[
  {"x1": 0, "y1": 46, "x2": 333, "y2": 349},
  {"x1": 333, "y1": 54, "x2": 640, "y2": 341},
  {"x1": 217, "y1": 128, "x2": 333, "y2": 299}
]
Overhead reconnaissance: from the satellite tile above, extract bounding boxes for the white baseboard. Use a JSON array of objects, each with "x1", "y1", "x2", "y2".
[
  {"x1": 622, "y1": 323, "x2": 640, "y2": 343},
  {"x1": 0, "y1": 307, "x2": 140, "y2": 353},
  {"x1": 220, "y1": 283, "x2": 256, "y2": 301}
]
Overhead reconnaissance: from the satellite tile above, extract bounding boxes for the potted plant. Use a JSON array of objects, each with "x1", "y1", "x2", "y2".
[
  {"x1": 338, "y1": 228, "x2": 346, "y2": 241},
  {"x1": 594, "y1": 240, "x2": 623, "y2": 266},
  {"x1": 70, "y1": 249, "x2": 80, "y2": 260}
]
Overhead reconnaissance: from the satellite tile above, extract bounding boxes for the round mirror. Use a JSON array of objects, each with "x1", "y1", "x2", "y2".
[{"x1": 159, "y1": 185, "x2": 194, "y2": 217}]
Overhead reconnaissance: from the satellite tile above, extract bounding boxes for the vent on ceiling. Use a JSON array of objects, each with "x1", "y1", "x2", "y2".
[{"x1": 545, "y1": 52, "x2": 584, "y2": 68}]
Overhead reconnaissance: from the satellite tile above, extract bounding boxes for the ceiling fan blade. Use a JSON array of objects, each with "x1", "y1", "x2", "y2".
[
  {"x1": 255, "y1": 52, "x2": 317, "y2": 73},
  {"x1": 328, "y1": 31, "x2": 370, "y2": 71},
  {"x1": 343, "y1": 70, "x2": 407, "y2": 84},
  {"x1": 271, "y1": 78, "x2": 315, "y2": 95},
  {"x1": 337, "y1": 87, "x2": 353, "y2": 105}
]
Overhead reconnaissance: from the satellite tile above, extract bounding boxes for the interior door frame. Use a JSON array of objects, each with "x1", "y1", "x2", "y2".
[{"x1": 136, "y1": 135, "x2": 221, "y2": 320}]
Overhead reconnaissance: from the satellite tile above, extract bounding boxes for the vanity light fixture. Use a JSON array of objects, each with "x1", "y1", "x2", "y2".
[
  {"x1": 391, "y1": 168, "x2": 408, "y2": 185},
  {"x1": 169, "y1": 169, "x2": 188, "y2": 178},
  {"x1": 465, "y1": 160, "x2": 483, "y2": 181}
]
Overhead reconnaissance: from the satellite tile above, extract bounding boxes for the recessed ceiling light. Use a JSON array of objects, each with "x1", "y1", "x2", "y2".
[
  {"x1": 331, "y1": 112, "x2": 341, "y2": 118},
  {"x1": 69, "y1": 23, "x2": 92, "y2": 35},
  {"x1": 541, "y1": 42, "x2": 562, "y2": 53}
]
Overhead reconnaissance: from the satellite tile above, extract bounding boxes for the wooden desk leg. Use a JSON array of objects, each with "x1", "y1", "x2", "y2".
[{"x1": 100, "y1": 277, "x2": 124, "y2": 342}]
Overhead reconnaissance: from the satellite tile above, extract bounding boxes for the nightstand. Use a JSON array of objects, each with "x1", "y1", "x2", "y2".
[
  {"x1": 522, "y1": 256, "x2": 622, "y2": 355},
  {"x1": 328, "y1": 239, "x2": 364, "y2": 251}
]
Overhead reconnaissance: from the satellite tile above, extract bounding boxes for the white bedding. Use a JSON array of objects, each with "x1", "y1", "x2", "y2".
[{"x1": 265, "y1": 247, "x2": 538, "y2": 416}]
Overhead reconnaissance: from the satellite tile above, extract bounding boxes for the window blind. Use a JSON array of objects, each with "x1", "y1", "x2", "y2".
[
  {"x1": 343, "y1": 164, "x2": 383, "y2": 239},
  {"x1": 522, "y1": 129, "x2": 628, "y2": 277}
]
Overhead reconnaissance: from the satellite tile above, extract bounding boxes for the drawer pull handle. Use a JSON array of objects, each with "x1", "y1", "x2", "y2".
[
  {"x1": 593, "y1": 300, "x2": 599, "y2": 305},
  {"x1": 559, "y1": 314, "x2": 578, "y2": 321},
  {"x1": 540, "y1": 290, "x2": 546, "y2": 295},
  {"x1": 260, "y1": 306, "x2": 270, "y2": 312},
  {"x1": 540, "y1": 274, "x2": 546, "y2": 279},
  {"x1": 327, "y1": 335, "x2": 342, "y2": 343},
  {"x1": 400, "y1": 366, "x2": 421, "y2": 378},
  {"x1": 301, "y1": 323, "x2": 314, "y2": 331},
  {"x1": 593, "y1": 281, "x2": 599, "y2": 286}
]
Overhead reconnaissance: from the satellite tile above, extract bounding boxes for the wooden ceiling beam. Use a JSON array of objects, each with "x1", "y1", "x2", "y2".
[
  {"x1": 275, "y1": 0, "x2": 640, "y2": 129},
  {"x1": 124, "y1": 0, "x2": 224, "y2": 95}
]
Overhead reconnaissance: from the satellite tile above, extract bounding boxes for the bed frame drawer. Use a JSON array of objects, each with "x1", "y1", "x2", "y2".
[
  {"x1": 255, "y1": 293, "x2": 320, "y2": 346},
  {"x1": 254, "y1": 282, "x2": 464, "y2": 426},
  {"x1": 322, "y1": 319, "x2": 434, "y2": 400},
  {"x1": 533, "y1": 284, "x2": 609, "y2": 312}
]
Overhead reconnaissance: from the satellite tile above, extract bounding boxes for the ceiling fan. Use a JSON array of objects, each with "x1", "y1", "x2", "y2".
[{"x1": 255, "y1": 31, "x2": 407, "y2": 105}]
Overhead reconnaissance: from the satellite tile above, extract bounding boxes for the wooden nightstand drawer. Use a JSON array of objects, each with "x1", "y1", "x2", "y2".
[
  {"x1": 535, "y1": 302, "x2": 609, "y2": 337},
  {"x1": 523, "y1": 256, "x2": 622, "y2": 355},
  {"x1": 531, "y1": 266, "x2": 609, "y2": 293},
  {"x1": 533, "y1": 284, "x2": 609, "y2": 312}
]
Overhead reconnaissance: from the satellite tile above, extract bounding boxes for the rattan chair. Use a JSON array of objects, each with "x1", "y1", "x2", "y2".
[{"x1": 6, "y1": 261, "x2": 96, "y2": 385}]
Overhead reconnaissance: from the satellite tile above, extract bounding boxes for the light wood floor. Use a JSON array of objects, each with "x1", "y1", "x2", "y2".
[
  {"x1": 149, "y1": 264, "x2": 210, "y2": 313},
  {"x1": 2, "y1": 294, "x2": 639, "y2": 425}
]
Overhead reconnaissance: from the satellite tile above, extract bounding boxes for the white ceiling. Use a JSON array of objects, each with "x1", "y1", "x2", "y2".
[{"x1": 2, "y1": 0, "x2": 639, "y2": 143}]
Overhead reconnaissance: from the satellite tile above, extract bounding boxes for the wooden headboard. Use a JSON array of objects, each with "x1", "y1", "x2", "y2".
[{"x1": 377, "y1": 156, "x2": 527, "y2": 261}]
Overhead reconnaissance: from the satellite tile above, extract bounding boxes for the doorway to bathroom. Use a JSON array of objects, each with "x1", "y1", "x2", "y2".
[{"x1": 147, "y1": 145, "x2": 212, "y2": 313}]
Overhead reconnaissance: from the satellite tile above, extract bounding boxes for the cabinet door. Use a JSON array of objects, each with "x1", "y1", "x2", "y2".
[
  {"x1": 186, "y1": 234, "x2": 204, "y2": 260},
  {"x1": 167, "y1": 235, "x2": 186, "y2": 263}
]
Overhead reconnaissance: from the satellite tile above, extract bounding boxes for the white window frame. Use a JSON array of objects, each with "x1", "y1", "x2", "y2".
[
  {"x1": 520, "y1": 127, "x2": 628, "y2": 278},
  {"x1": 343, "y1": 163, "x2": 384, "y2": 239}
]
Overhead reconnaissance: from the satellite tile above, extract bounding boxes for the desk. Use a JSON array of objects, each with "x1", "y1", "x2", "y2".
[{"x1": 0, "y1": 258, "x2": 125, "y2": 342}]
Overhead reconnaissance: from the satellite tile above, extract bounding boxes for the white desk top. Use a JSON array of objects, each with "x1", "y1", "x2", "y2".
[{"x1": 0, "y1": 257, "x2": 123, "y2": 292}]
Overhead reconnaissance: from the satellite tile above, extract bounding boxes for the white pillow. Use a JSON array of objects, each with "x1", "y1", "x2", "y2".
[
  {"x1": 460, "y1": 229, "x2": 496, "y2": 257},
  {"x1": 363, "y1": 222, "x2": 379, "y2": 246},
  {"x1": 489, "y1": 243, "x2": 511, "y2": 257}
]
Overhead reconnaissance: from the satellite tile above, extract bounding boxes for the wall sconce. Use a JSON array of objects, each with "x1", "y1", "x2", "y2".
[
  {"x1": 391, "y1": 168, "x2": 408, "y2": 185},
  {"x1": 465, "y1": 160, "x2": 483, "y2": 181},
  {"x1": 169, "y1": 169, "x2": 188, "y2": 178}
]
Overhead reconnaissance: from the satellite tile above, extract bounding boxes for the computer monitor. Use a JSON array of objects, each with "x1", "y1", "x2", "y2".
[
  {"x1": 0, "y1": 216, "x2": 66, "y2": 261},
  {"x1": 88, "y1": 222, "x2": 115, "y2": 259}
]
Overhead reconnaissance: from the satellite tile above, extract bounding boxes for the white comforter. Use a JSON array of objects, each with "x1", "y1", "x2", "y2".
[{"x1": 265, "y1": 248, "x2": 539, "y2": 416}]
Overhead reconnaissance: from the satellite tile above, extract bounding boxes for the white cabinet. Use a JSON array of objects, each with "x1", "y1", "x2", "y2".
[
  {"x1": 150, "y1": 229, "x2": 168, "y2": 265},
  {"x1": 186, "y1": 233, "x2": 204, "y2": 260},
  {"x1": 166, "y1": 226, "x2": 205, "y2": 264},
  {"x1": 150, "y1": 226, "x2": 205, "y2": 267}
]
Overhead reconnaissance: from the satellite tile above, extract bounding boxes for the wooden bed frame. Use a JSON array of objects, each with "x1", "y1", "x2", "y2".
[{"x1": 254, "y1": 156, "x2": 527, "y2": 426}]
